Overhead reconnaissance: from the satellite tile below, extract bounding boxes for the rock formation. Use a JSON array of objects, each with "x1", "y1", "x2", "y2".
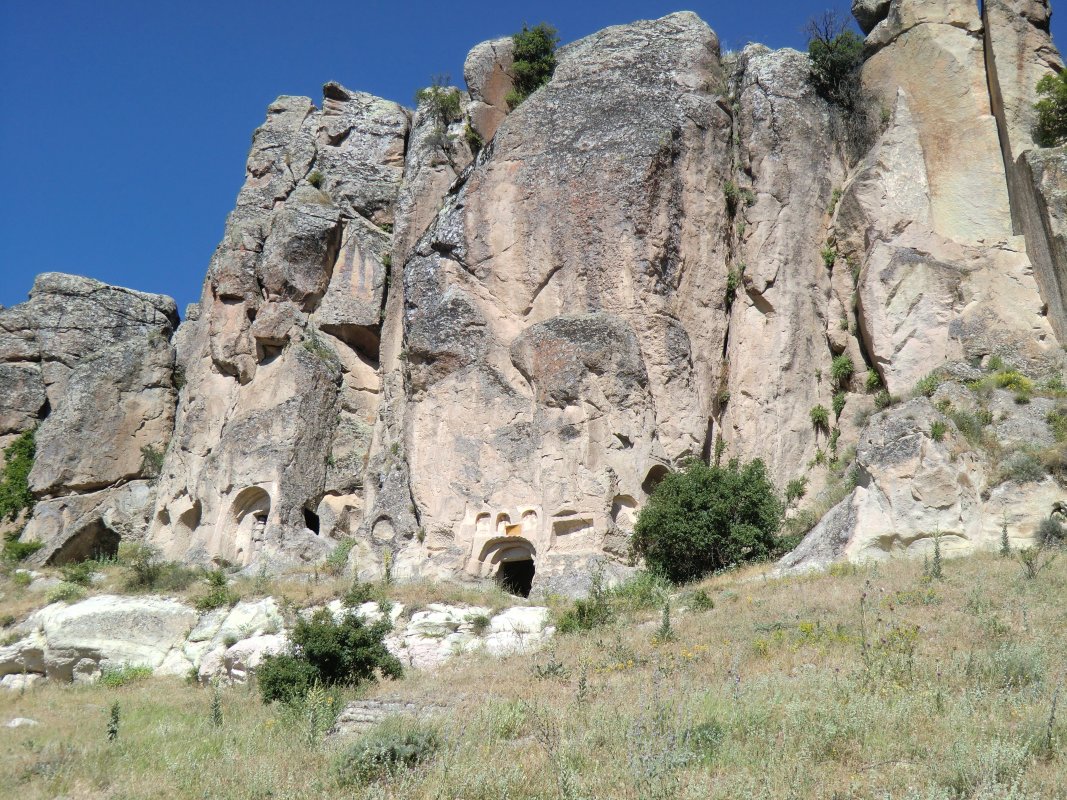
[{"x1": 3, "y1": 2, "x2": 1066, "y2": 588}]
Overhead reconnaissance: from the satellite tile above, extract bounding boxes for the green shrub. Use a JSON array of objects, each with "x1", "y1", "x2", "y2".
[
  {"x1": 947, "y1": 410, "x2": 985, "y2": 446},
  {"x1": 810, "y1": 405, "x2": 830, "y2": 432},
  {"x1": 687, "y1": 589, "x2": 716, "y2": 611},
  {"x1": 336, "y1": 721, "x2": 440, "y2": 786},
  {"x1": 1038, "y1": 517, "x2": 1065, "y2": 546},
  {"x1": 828, "y1": 187, "x2": 843, "y2": 215},
  {"x1": 307, "y1": 169, "x2": 324, "y2": 189},
  {"x1": 505, "y1": 23, "x2": 559, "y2": 109},
  {"x1": 820, "y1": 245, "x2": 836, "y2": 268},
  {"x1": 194, "y1": 584, "x2": 237, "y2": 611},
  {"x1": 723, "y1": 181, "x2": 755, "y2": 217},
  {"x1": 342, "y1": 579, "x2": 377, "y2": 608},
  {"x1": 258, "y1": 609, "x2": 402, "y2": 705},
  {"x1": 12, "y1": 570, "x2": 31, "y2": 588},
  {"x1": 994, "y1": 370, "x2": 1034, "y2": 394},
  {"x1": 100, "y1": 664, "x2": 153, "y2": 688},
  {"x1": 0, "y1": 428, "x2": 36, "y2": 523},
  {"x1": 1034, "y1": 70, "x2": 1067, "y2": 147},
  {"x1": 785, "y1": 477, "x2": 808, "y2": 506},
  {"x1": 2, "y1": 537, "x2": 43, "y2": 563},
  {"x1": 724, "y1": 267, "x2": 741, "y2": 307},
  {"x1": 1001, "y1": 452, "x2": 1045, "y2": 484},
  {"x1": 415, "y1": 76, "x2": 462, "y2": 125},
  {"x1": 47, "y1": 582, "x2": 86, "y2": 604},
  {"x1": 807, "y1": 13, "x2": 865, "y2": 108},
  {"x1": 865, "y1": 369, "x2": 881, "y2": 393},
  {"x1": 556, "y1": 569, "x2": 614, "y2": 633},
  {"x1": 609, "y1": 570, "x2": 671, "y2": 612},
  {"x1": 463, "y1": 122, "x2": 484, "y2": 155},
  {"x1": 632, "y1": 458, "x2": 783, "y2": 583},
  {"x1": 468, "y1": 613, "x2": 491, "y2": 635},
  {"x1": 874, "y1": 390, "x2": 897, "y2": 410},
  {"x1": 830, "y1": 355, "x2": 854, "y2": 389}
]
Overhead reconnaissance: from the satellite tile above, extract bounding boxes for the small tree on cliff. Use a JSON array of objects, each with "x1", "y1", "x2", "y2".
[
  {"x1": 632, "y1": 458, "x2": 783, "y2": 584},
  {"x1": 1034, "y1": 70, "x2": 1067, "y2": 147},
  {"x1": 506, "y1": 23, "x2": 559, "y2": 109},
  {"x1": 806, "y1": 10, "x2": 865, "y2": 110}
]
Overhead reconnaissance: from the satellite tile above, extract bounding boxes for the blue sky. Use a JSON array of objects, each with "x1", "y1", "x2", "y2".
[{"x1": 1, "y1": 1, "x2": 1061, "y2": 314}]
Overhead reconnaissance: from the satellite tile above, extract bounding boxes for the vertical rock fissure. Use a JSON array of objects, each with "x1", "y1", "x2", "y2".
[{"x1": 981, "y1": 0, "x2": 1024, "y2": 234}]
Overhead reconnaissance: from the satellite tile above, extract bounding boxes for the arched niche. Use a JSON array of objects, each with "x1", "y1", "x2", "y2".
[
  {"x1": 521, "y1": 509, "x2": 538, "y2": 536},
  {"x1": 229, "y1": 487, "x2": 271, "y2": 560},
  {"x1": 495, "y1": 513, "x2": 511, "y2": 536},
  {"x1": 642, "y1": 464, "x2": 670, "y2": 495},
  {"x1": 611, "y1": 495, "x2": 639, "y2": 532}
]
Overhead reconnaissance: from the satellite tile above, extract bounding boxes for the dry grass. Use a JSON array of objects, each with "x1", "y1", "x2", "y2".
[{"x1": 3, "y1": 551, "x2": 1067, "y2": 799}]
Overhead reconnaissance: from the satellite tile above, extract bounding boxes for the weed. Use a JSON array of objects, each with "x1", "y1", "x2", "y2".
[
  {"x1": 107, "y1": 702, "x2": 120, "y2": 742},
  {"x1": 533, "y1": 650, "x2": 570, "y2": 681},
  {"x1": 828, "y1": 187, "x2": 843, "y2": 215},
  {"x1": 100, "y1": 664, "x2": 153, "y2": 688},
  {"x1": 832, "y1": 391, "x2": 846, "y2": 420},
  {"x1": 810, "y1": 404, "x2": 830, "y2": 432},
  {"x1": 653, "y1": 601, "x2": 675, "y2": 644},
  {"x1": 873, "y1": 389, "x2": 897, "y2": 409},
  {"x1": 210, "y1": 684, "x2": 223, "y2": 728},
  {"x1": 307, "y1": 170, "x2": 324, "y2": 189},
  {"x1": 821, "y1": 245, "x2": 837, "y2": 268},
  {"x1": 914, "y1": 372, "x2": 942, "y2": 398},
  {"x1": 139, "y1": 444, "x2": 165, "y2": 478},
  {"x1": 324, "y1": 538, "x2": 356, "y2": 575},
  {"x1": 1019, "y1": 546, "x2": 1057, "y2": 579},
  {"x1": 468, "y1": 613, "x2": 491, "y2": 635},
  {"x1": 1038, "y1": 517, "x2": 1065, "y2": 546},
  {"x1": 930, "y1": 420, "x2": 947, "y2": 442}
]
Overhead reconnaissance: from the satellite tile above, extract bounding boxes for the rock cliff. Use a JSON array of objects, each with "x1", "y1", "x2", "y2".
[{"x1": 3, "y1": 2, "x2": 1066, "y2": 589}]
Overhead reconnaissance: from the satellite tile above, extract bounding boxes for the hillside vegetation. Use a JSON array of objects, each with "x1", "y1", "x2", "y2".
[{"x1": 3, "y1": 551, "x2": 1066, "y2": 799}]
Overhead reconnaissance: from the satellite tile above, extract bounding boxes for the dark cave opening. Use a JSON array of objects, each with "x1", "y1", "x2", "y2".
[{"x1": 496, "y1": 558, "x2": 535, "y2": 598}]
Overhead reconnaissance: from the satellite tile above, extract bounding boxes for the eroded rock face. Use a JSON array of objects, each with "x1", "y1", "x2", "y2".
[
  {"x1": 147, "y1": 84, "x2": 409, "y2": 568},
  {"x1": 0, "y1": 274, "x2": 178, "y2": 559},
  {"x1": 358, "y1": 12, "x2": 733, "y2": 590},
  {"x1": 781, "y1": 393, "x2": 1064, "y2": 572},
  {"x1": 834, "y1": 1, "x2": 1065, "y2": 396}
]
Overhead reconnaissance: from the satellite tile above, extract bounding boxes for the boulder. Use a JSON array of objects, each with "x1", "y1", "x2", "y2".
[
  {"x1": 464, "y1": 36, "x2": 516, "y2": 142},
  {"x1": 18, "y1": 595, "x2": 197, "y2": 681},
  {"x1": 852, "y1": 0, "x2": 891, "y2": 34}
]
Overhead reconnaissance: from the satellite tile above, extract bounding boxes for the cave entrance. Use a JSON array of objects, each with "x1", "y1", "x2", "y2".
[
  {"x1": 496, "y1": 558, "x2": 535, "y2": 598},
  {"x1": 46, "y1": 519, "x2": 120, "y2": 565}
]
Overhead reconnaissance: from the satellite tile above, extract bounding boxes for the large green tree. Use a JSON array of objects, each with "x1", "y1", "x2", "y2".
[{"x1": 632, "y1": 458, "x2": 783, "y2": 584}]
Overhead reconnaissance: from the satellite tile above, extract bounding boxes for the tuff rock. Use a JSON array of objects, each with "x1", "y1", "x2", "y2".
[{"x1": 3, "y1": 6, "x2": 1067, "y2": 587}]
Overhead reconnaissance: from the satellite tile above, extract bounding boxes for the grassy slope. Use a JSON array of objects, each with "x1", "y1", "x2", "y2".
[{"x1": 2, "y1": 551, "x2": 1066, "y2": 799}]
